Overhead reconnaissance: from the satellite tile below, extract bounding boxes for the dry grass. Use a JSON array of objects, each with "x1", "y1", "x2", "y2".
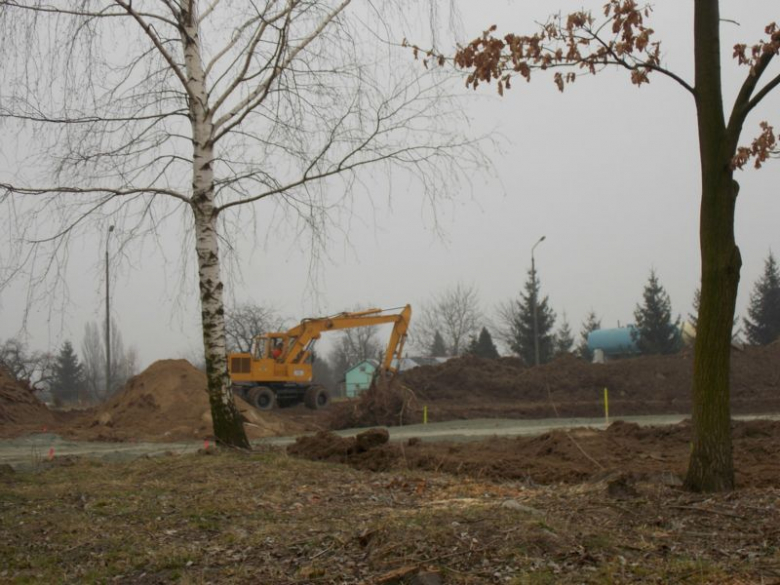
[{"x1": 1, "y1": 448, "x2": 779, "y2": 584}]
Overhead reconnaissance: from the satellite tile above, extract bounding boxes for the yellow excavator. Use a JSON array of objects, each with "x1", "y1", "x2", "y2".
[{"x1": 228, "y1": 305, "x2": 412, "y2": 410}]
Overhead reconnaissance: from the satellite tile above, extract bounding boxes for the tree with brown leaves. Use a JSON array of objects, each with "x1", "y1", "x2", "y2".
[{"x1": 417, "y1": 0, "x2": 779, "y2": 491}]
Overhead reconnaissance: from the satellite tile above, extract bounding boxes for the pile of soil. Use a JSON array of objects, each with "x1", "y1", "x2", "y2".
[
  {"x1": 64, "y1": 360, "x2": 309, "y2": 442},
  {"x1": 328, "y1": 375, "x2": 419, "y2": 430},
  {"x1": 287, "y1": 428, "x2": 394, "y2": 471},
  {"x1": 290, "y1": 418, "x2": 780, "y2": 487},
  {"x1": 0, "y1": 367, "x2": 53, "y2": 426},
  {"x1": 389, "y1": 343, "x2": 780, "y2": 423}
]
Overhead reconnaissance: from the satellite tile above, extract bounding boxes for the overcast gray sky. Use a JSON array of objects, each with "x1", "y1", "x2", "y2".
[{"x1": 1, "y1": 0, "x2": 778, "y2": 368}]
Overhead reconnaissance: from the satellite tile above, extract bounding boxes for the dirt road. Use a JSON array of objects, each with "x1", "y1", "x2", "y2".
[{"x1": 4, "y1": 413, "x2": 779, "y2": 471}]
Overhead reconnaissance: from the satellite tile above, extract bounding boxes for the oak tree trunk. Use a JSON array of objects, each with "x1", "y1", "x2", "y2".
[
  {"x1": 685, "y1": 0, "x2": 739, "y2": 492},
  {"x1": 686, "y1": 177, "x2": 739, "y2": 491},
  {"x1": 183, "y1": 3, "x2": 249, "y2": 449}
]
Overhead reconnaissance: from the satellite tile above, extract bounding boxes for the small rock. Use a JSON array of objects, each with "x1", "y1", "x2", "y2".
[{"x1": 97, "y1": 412, "x2": 112, "y2": 426}]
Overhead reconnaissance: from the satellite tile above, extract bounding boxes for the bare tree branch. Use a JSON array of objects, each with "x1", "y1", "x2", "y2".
[{"x1": 0, "y1": 0, "x2": 488, "y2": 447}]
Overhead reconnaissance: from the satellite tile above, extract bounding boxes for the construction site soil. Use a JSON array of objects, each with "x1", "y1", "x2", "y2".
[
  {"x1": 328, "y1": 343, "x2": 780, "y2": 429},
  {"x1": 0, "y1": 360, "x2": 310, "y2": 442},
  {"x1": 0, "y1": 367, "x2": 54, "y2": 427},
  {"x1": 1, "y1": 344, "x2": 779, "y2": 445},
  {"x1": 287, "y1": 418, "x2": 780, "y2": 488}
]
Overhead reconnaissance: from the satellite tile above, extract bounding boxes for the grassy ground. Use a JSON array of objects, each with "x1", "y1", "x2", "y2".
[{"x1": 1, "y1": 447, "x2": 779, "y2": 584}]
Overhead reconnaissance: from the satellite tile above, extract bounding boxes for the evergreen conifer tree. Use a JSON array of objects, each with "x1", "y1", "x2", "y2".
[
  {"x1": 429, "y1": 330, "x2": 447, "y2": 357},
  {"x1": 554, "y1": 313, "x2": 575, "y2": 356},
  {"x1": 743, "y1": 252, "x2": 780, "y2": 345},
  {"x1": 507, "y1": 268, "x2": 556, "y2": 365},
  {"x1": 689, "y1": 288, "x2": 701, "y2": 328},
  {"x1": 467, "y1": 327, "x2": 499, "y2": 359},
  {"x1": 577, "y1": 310, "x2": 601, "y2": 361},
  {"x1": 50, "y1": 341, "x2": 85, "y2": 405},
  {"x1": 633, "y1": 270, "x2": 681, "y2": 355}
]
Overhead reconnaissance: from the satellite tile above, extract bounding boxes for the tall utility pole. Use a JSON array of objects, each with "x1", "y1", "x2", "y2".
[
  {"x1": 531, "y1": 235, "x2": 546, "y2": 366},
  {"x1": 105, "y1": 225, "x2": 114, "y2": 399}
]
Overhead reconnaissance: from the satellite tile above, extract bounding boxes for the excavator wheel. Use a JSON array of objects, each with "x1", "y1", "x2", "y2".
[
  {"x1": 304, "y1": 385, "x2": 330, "y2": 410},
  {"x1": 247, "y1": 386, "x2": 276, "y2": 411}
]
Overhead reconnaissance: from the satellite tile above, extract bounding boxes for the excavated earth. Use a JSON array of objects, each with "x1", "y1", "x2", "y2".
[
  {"x1": 329, "y1": 343, "x2": 780, "y2": 429},
  {"x1": 0, "y1": 367, "x2": 54, "y2": 427},
  {"x1": 0, "y1": 360, "x2": 311, "y2": 442},
  {"x1": 1, "y1": 344, "x2": 779, "y2": 445},
  {"x1": 288, "y1": 418, "x2": 780, "y2": 488}
]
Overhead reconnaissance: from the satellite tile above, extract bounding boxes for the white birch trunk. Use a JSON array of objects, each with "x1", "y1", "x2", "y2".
[{"x1": 182, "y1": 3, "x2": 249, "y2": 448}]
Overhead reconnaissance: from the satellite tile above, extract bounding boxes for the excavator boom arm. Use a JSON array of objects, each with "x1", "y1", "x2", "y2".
[
  {"x1": 281, "y1": 305, "x2": 412, "y2": 371},
  {"x1": 381, "y1": 306, "x2": 411, "y2": 372}
]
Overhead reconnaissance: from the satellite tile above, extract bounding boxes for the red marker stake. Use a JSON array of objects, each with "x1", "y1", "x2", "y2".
[{"x1": 47, "y1": 447, "x2": 54, "y2": 461}]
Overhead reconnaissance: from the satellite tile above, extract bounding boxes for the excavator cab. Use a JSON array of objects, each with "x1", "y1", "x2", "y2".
[
  {"x1": 253, "y1": 335, "x2": 283, "y2": 361},
  {"x1": 251, "y1": 334, "x2": 312, "y2": 363}
]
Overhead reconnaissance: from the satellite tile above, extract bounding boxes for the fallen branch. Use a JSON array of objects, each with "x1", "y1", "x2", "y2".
[{"x1": 565, "y1": 431, "x2": 605, "y2": 470}]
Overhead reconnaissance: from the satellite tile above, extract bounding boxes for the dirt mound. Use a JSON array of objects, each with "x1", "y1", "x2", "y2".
[
  {"x1": 0, "y1": 367, "x2": 53, "y2": 427},
  {"x1": 401, "y1": 355, "x2": 527, "y2": 400},
  {"x1": 64, "y1": 360, "x2": 308, "y2": 442},
  {"x1": 393, "y1": 345, "x2": 780, "y2": 422},
  {"x1": 287, "y1": 428, "x2": 395, "y2": 471},
  {"x1": 328, "y1": 376, "x2": 419, "y2": 430},
  {"x1": 290, "y1": 419, "x2": 780, "y2": 487}
]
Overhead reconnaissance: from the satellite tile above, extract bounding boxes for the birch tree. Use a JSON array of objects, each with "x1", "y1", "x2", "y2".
[
  {"x1": 0, "y1": 1, "x2": 481, "y2": 447},
  {"x1": 424, "y1": 0, "x2": 780, "y2": 490}
]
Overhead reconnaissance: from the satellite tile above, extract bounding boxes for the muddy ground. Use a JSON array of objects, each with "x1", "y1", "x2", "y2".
[
  {"x1": 287, "y1": 418, "x2": 780, "y2": 488},
  {"x1": 2, "y1": 435, "x2": 779, "y2": 584}
]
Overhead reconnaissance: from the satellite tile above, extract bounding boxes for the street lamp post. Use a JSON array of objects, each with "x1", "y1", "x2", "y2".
[
  {"x1": 105, "y1": 225, "x2": 114, "y2": 399},
  {"x1": 531, "y1": 235, "x2": 546, "y2": 367}
]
